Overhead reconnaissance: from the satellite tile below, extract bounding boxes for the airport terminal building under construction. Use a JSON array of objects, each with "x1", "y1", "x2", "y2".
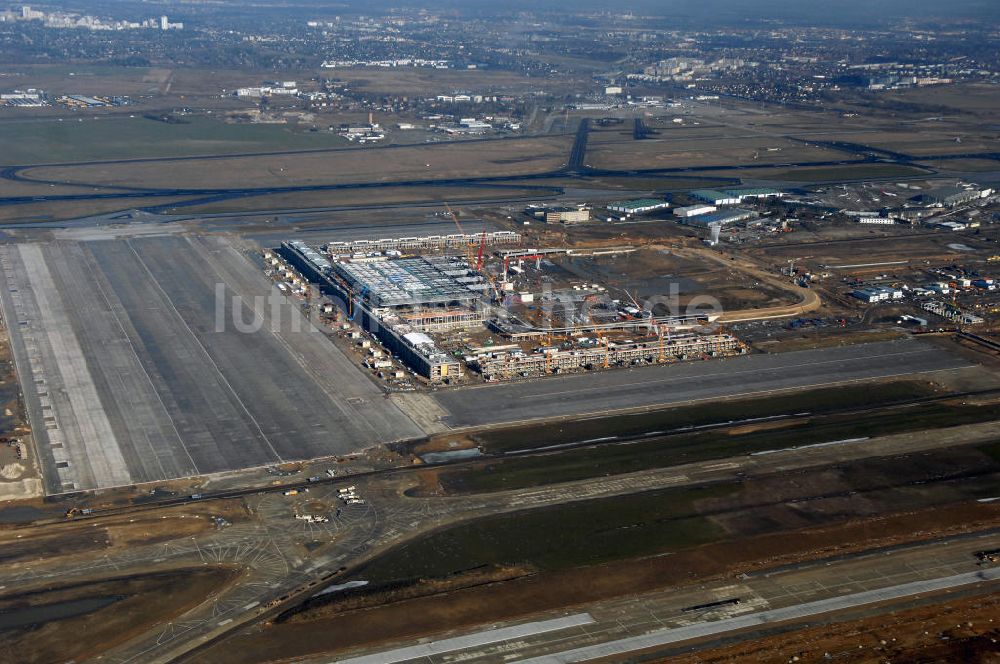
[
  {"x1": 281, "y1": 239, "x2": 496, "y2": 380},
  {"x1": 278, "y1": 228, "x2": 746, "y2": 383}
]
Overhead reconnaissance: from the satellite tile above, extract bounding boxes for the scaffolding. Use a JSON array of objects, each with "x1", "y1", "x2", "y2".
[
  {"x1": 389, "y1": 307, "x2": 485, "y2": 332},
  {"x1": 473, "y1": 334, "x2": 743, "y2": 380},
  {"x1": 325, "y1": 230, "x2": 521, "y2": 255}
]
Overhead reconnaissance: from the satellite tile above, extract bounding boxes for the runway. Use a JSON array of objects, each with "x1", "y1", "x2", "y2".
[
  {"x1": 514, "y1": 568, "x2": 1000, "y2": 663},
  {"x1": 330, "y1": 531, "x2": 1000, "y2": 664},
  {"x1": 433, "y1": 339, "x2": 972, "y2": 428}
]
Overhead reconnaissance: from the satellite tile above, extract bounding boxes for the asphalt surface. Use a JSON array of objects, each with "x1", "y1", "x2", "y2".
[
  {"x1": 433, "y1": 339, "x2": 972, "y2": 428},
  {"x1": 514, "y1": 569, "x2": 1000, "y2": 664},
  {"x1": 0, "y1": 236, "x2": 422, "y2": 493},
  {"x1": 566, "y1": 118, "x2": 590, "y2": 173},
  {"x1": 330, "y1": 532, "x2": 1000, "y2": 664}
]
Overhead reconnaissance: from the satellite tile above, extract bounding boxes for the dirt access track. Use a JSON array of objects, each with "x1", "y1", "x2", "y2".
[{"x1": 668, "y1": 245, "x2": 821, "y2": 323}]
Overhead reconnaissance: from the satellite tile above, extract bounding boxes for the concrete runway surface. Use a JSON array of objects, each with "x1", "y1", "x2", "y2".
[
  {"x1": 0, "y1": 236, "x2": 422, "y2": 493},
  {"x1": 433, "y1": 338, "x2": 972, "y2": 428}
]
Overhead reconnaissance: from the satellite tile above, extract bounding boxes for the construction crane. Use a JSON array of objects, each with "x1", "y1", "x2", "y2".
[
  {"x1": 656, "y1": 322, "x2": 671, "y2": 363},
  {"x1": 475, "y1": 230, "x2": 488, "y2": 270},
  {"x1": 444, "y1": 201, "x2": 464, "y2": 234},
  {"x1": 443, "y1": 202, "x2": 477, "y2": 265},
  {"x1": 583, "y1": 294, "x2": 611, "y2": 369}
]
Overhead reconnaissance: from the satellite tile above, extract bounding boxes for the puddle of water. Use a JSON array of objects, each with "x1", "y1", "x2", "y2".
[{"x1": 420, "y1": 448, "x2": 483, "y2": 464}]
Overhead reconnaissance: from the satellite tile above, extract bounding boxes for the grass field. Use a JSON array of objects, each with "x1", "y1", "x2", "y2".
[
  {"x1": 0, "y1": 196, "x2": 198, "y2": 223},
  {"x1": 467, "y1": 381, "x2": 939, "y2": 454},
  {"x1": 763, "y1": 163, "x2": 932, "y2": 182},
  {"x1": 370, "y1": 444, "x2": 1000, "y2": 584},
  {"x1": 359, "y1": 484, "x2": 736, "y2": 581},
  {"x1": 23, "y1": 134, "x2": 571, "y2": 189},
  {"x1": 430, "y1": 384, "x2": 1000, "y2": 494},
  {"x1": 585, "y1": 134, "x2": 842, "y2": 171},
  {"x1": 0, "y1": 115, "x2": 348, "y2": 166}
]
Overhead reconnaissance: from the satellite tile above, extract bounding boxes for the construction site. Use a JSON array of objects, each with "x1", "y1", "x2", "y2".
[{"x1": 274, "y1": 212, "x2": 751, "y2": 384}]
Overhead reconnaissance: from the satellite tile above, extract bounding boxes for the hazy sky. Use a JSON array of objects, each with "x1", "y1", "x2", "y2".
[
  {"x1": 329, "y1": 0, "x2": 995, "y2": 18},
  {"x1": 45, "y1": 0, "x2": 1000, "y2": 25}
]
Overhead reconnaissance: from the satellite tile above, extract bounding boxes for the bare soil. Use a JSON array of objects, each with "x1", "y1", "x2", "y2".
[
  {"x1": 0, "y1": 565, "x2": 240, "y2": 664},
  {"x1": 201, "y1": 502, "x2": 1000, "y2": 663}
]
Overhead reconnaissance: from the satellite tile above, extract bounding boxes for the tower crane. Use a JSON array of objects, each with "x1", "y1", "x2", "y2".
[
  {"x1": 475, "y1": 230, "x2": 488, "y2": 270},
  {"x1": 443, "y1": 202, "x2": 477, "y2": 265},
  {"x1": 584, "y1": 293, "x2": 611, "y2": 369}
]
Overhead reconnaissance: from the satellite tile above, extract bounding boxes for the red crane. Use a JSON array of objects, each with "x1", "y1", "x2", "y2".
[{"x1": 475, "y1": 230, "x2": 487, "y2": 270}]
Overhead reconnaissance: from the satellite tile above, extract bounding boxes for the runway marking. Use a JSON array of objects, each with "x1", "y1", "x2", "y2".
[
  {"x1": 81, "y1": 244, "x2": 198, "y2": 478},
  {"x1": 332, "y1": 614, "x2": 597, "y2": 664},
  {"x1": 511, "y1": 568, "x2": 1000, "y2": 664},
  {"x1": 123, "y1": 239, "x2": 285, "y2": 464}
]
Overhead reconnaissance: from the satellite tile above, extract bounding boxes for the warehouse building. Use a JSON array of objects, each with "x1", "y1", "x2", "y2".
[
  {"x1": 607, "y1": 199, "x2": 671, "y2": 215},
  {"x1": 723, "y1": 187, "x2": 787, "y2": 201},
  {"x1": 851, "y1": 285, "x2": 904, "y2": 302},
  {"x1": 674, "y1": 204, "x2": 717, "y2": 218},
  {"x1": 919, "y1": 186, "x2": 991, "y2": 208},
  {"x1": 691, "y1": 189, "x2": 741, "y2": 206},
  {"x1": 683, "y1": 208, "x2": 759, "y2": 227}
]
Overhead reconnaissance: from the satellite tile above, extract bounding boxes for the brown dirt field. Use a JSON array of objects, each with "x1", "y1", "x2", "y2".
[
  {"x1": 554, "y1": 246, "x2": 801, "y2": 313},
  {"x1": 0, "y1": 565, "x2": 241, "y2": 664},
  {"x1": 723, "y1": 419, "x2": 801, "y2": 436},
  {"x1": 656, "y1": 591, "x2": 1000, "y2": 664},
  {"x1": 203, "y1": 503, "x2": 1000, "y2": 663},
  {"x1": 104, "y1": 513, "x2": 219, "y2": 548},
  {"x1": 0, "y1": 501, "x2": 247, "y2": 564},
  {"x1": 410, "y1": 433, "x2": 478, "y2": 455},
  {"x1": 747, "y1": 233, "x2": 995, "y2": 271},
  {"x1": 24, "y1": 135, "x2": 572, "y2": 190}
]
